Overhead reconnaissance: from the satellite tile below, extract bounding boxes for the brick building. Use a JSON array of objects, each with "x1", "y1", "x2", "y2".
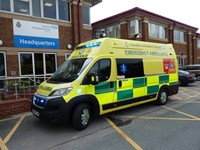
[
  {"x1": 0, "y1": 0, "x2": 101, "y2": 81},
  {"x1": 0, "y1": 0, "x2": 102, "y2": 117},
  {"x1": 92, "y1": 7, "x2": 200, "y2": 67}
]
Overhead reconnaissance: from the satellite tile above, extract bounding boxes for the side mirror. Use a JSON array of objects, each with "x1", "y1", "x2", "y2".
[{"x1": 89, "y1": 72, "x2": 99, "y2": 85}]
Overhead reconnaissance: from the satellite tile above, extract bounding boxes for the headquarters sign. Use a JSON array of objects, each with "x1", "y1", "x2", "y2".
[{"x1": 13, "y1": 19, "x2": 59, "y2": 49}]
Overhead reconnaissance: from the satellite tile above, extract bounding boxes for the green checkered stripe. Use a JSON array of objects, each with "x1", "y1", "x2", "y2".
[
  {"x1": 94, "y1": 74, "x2": 177, "y2": 101},
  {"x1": 95, "y1": 81, "x2": 117, "y2": 94},
  {"x1": 117, "y1": 74, "x2": 171, "y2": 101}
]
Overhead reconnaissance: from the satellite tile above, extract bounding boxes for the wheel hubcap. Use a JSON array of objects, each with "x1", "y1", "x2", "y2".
[
  {"x1": 81, "y1": 108, "x2": 90, "y2": 125},
  {"x1": 160, "y1": 92, "x2": 167, "y2": 103}
]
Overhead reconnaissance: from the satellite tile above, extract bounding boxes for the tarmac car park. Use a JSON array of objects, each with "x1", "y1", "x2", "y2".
[{"x1": 1, "y1": 81, "x2": 200, "y2": 150}]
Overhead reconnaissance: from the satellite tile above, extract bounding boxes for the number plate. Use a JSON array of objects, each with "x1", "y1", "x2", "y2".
[{"x1": 32, "y1": 109, "x2": 40, "y2": 117}]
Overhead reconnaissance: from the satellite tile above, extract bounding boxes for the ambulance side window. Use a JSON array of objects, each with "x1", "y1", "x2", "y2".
[
  {"x1": 85, "y1": 59, "x2": 111, "y2": 83},
  {"x1": 117, "y1": 59, "x2": 144, "y2": 78}
]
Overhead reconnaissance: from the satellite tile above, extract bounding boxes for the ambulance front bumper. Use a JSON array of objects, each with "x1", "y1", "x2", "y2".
[{"x1": 31, "y1": 93, "x2": 70, "y2": 121}]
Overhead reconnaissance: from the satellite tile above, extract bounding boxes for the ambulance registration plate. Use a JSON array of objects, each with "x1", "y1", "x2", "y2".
[{"x1": 32, "y1": 109, "x2": 40, "y2": 117}]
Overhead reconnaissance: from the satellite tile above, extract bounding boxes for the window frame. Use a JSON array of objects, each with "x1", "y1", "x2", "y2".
[
  {"x1": 149, "y1": 22, "x2": 168, "y2": 39},
  {"x1": 0, "y1": 0, "x2": 11, "y2": 12},
  {"x1": 0, "y1": 0, "x2": 71, "y2": 22},
  {"x1": 13, "y1": 0, "x2": 31, "y2": 15},
  {"x1": 197, "y1": 38, "x2": 200, "y2": 48},
  {"x1": 58, "y1": 0, "x2": 70, "y2": 21},
  {"x1": 18, "y1": 52, "x2": 57, "y2": 76},
  {"x1": 0, "y1": 52, "x2": 7, "y2": 77},
  {"x1": 128, "y1": 19, "x2": 141, "y2": 36},
  {"x1": 106, "y1": 24, "x2": 120, "y2": 38},
  {"x1": 82, "y1": 4, "x2": 90, "y2": 25},
  {"x1": 174, "y1": 29, "x2": 186, "y2": 43}
]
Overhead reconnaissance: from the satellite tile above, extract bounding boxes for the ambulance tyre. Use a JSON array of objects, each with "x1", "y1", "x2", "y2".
[
  {"x1": 156, "y1": 88, "x2": 168, "y2": 105},
  {"x1": 72, "y1": 103, "x2": 91, "y2": 130}
]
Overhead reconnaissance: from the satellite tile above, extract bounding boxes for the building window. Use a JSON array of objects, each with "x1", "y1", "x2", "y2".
[
  {"x1": 58, "y1": 0, "x2": 70, "y2": 21},
  {"x1": 19, "y1": 52, "x2": 56, "y2": 76},
  {"x1": 43, "y1": 0, "x2": 56, "y2": 19},
  {"x1": 82, "y1": 5, "x2": 90, "y2": 25},
  {"x1": 129, "y1": 19, "x2": 141, "y2": 35},
  {"x1": 34, "y1": 53, "x2": 44, "y2": 75},
  {"x1": 0, "y1": 52, "x2": 6, "y2": 89},
  {"x1": 0, "y1": 0, "x2": 71, "y2": 22},
  {"x1": 117, "y1": 59, "x2": 144, "y2": 78},
  {"x1": 32, "y1": 0, "x2": 41, "y2": 17},
  {"x1": 115, "y1": 24, "x2": 120, "y2": 38},
  {"x1": 197, "y1": 38, "x2": 200, "y2": 48},
  {"x1": 45, "y1": 54, "x2": 56, "y2": 74},
  {"x1": 0, "y1": 0, "x2": 10, "y2": 12},
  {"x1": 106, "y1": 26, "x2": 115, "y2": 38},
  {"x1": 149, "y1": 23, "x2": 168, "y2": 39},
  {"x1": 174, "y1": 30, "x2": 186, "y2": 42},
  {"x1": 14, "y1": 0, "x2": 30, "y2": 15},
  {"x1": 0, "y1": 52, "x2": 6, "y2": 77},
  {"x1": 106, "y1": 24, "x2": 120, "y2": 38},
  {"x1": 20, "y1": 53, "x2": 33, "y2": 75}
]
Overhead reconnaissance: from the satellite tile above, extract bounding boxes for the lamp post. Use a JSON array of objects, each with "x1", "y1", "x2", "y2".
[{"x1": 179, "y1": 52, "x2": 184, "y2": 67}]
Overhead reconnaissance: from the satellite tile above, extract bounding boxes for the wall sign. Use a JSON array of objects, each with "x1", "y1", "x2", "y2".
[{"x1": 13, "y1": 19, "x2": 59, "y2": 49}]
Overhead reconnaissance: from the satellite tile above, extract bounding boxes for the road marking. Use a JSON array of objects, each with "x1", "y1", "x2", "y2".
[
  {"x1": 0, "y1": 138, "x2": 8, "y2": 150},
  {"x1": 162, "y1": 106, "x2": 200, "y2": 120},
  {"x1": 105, "y1": 117, "x2": 143, "y2": 150},
  {"x1": 169, "y1": 100, "x2": 200, "y2": 104},
  {"x1": 184, "y1": 94, "x2": 200, "y2": 100},
  {"x1": 115, "y1": 115, "x2": 199, "y2": 121},
  {"x1": 170, "y1": 95, "x2": 183, "y2": 100},
  {"x1": 3, "y1": 115, "x2": 25, "y2": 144},
  {"x1": 0, "y1": 113, "x2": 31, "y2": 122}
]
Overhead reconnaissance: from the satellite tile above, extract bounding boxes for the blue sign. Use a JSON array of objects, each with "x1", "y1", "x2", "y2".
[{"x1": 14, "y1": 35, "x2": 60, "y2": 49}]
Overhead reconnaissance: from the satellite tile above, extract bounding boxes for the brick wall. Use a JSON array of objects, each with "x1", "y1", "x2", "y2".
[
  {"x1": 0, "y1": 99, "x2": 31, "y2": 118},
  {"x1": 0, "y1": 17, "x2": 13, "y2": 47}
]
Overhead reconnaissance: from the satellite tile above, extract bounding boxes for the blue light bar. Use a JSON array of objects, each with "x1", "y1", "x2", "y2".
[
  {"x1": 85, "y1": 42, "x2": 101, "y2": 48},
  {"x1": 76, "y1": 42, "x2": 101, "y2": 49}
]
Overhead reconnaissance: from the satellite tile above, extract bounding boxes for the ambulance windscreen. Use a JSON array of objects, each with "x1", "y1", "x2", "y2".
[{"x1": 48, "y1": 58, "x2": 92, "y2": 83}]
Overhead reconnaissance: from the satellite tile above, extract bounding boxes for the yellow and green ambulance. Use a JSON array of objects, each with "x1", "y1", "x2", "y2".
[{"x1": 32, "y1": 38, "x2": 179, "y2": 130}]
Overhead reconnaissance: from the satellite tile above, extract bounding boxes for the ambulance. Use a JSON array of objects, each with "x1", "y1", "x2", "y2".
[{"x1": 32, "y1": 38, "x2": 179, "y2": 130}]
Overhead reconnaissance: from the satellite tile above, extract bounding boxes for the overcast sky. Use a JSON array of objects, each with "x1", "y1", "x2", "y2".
[{"x1": 91, "y1": 0, "x2": 200, "y2": 32}]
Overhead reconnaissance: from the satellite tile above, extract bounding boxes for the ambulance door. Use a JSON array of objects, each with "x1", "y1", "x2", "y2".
[
  {"x1": 84, "y1": 58, "x2": 115, "y2": 106},
  {"x1": 115, "y1": 58, "x2": 146, "y2": 102}
]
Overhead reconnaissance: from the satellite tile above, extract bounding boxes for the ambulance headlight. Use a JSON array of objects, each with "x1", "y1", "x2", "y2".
[{"x1": 51, "y1": 88, "x2": 72, "y2": 96}]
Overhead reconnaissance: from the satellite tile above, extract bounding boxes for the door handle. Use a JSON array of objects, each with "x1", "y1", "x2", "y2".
[
  {"x1": 119, "y1": 80, "x2": 122, "y2": 88},
  {"x1": 110, "y1": 82, "x2": 114, "y2": 88}
]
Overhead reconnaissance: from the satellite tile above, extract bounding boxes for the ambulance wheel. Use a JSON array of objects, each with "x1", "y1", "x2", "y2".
[
  {"x1": 156, "y1": 88, "x2": 168, "y2": 105},
  {"x1": 72, "y1": 103, "x2": 91, "y2": 130}
]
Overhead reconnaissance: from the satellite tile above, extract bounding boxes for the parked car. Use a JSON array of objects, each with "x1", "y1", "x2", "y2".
[
  {"x1": 179, "y1": 64, "x2": 200, "y2": 81},
  {"x1": 178, "y1": 70, "x2": 196, "y2": 86}
]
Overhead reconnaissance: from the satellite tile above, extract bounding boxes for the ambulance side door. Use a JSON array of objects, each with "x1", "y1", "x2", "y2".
[
  {"x1": 115, "y1": 58, "x2": 146, "y2": 102},
  {"x1": 84, "y1": 58, "x2": 115, "y2": 106}
]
